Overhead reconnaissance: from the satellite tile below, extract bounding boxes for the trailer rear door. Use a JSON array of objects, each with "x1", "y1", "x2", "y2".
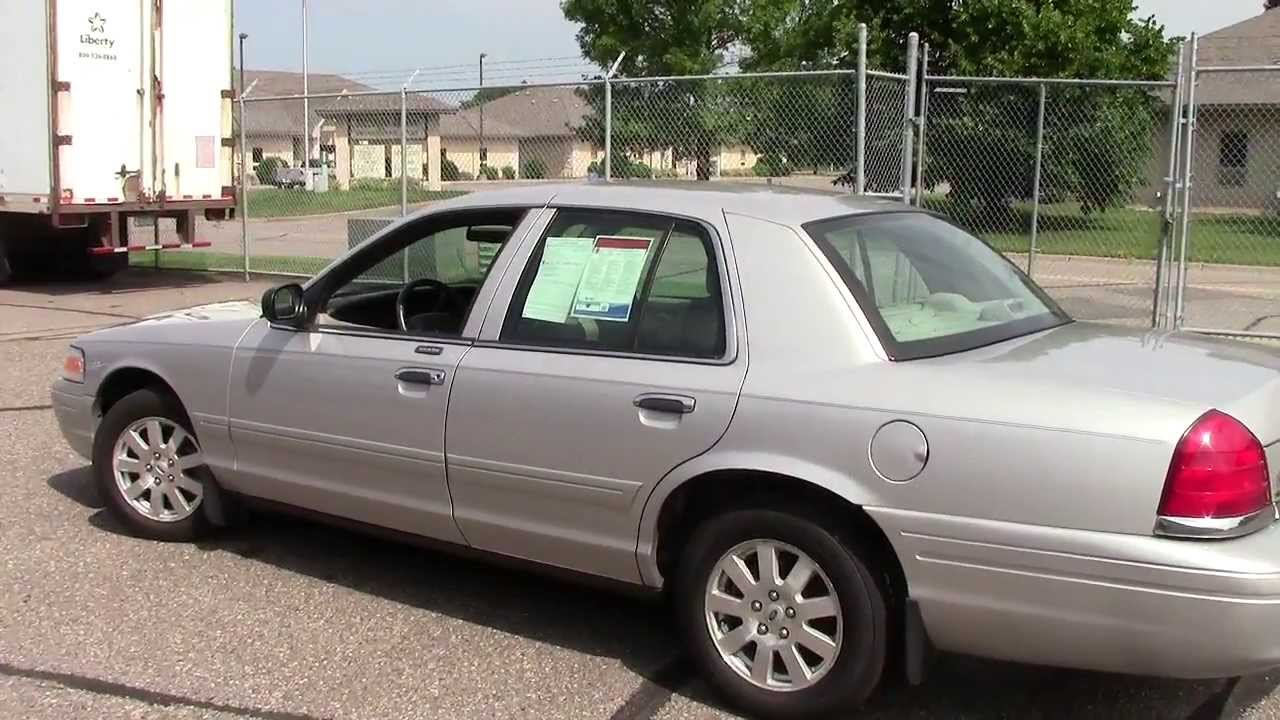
[
  {"x1": 55, "y1": 0, "x2": 148, "y2": 202},
  {"x1": 159, "y1": 2, "x2": 231, "y2": 201}
]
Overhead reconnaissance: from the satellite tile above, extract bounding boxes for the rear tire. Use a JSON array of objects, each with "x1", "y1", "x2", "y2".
[
  {"x1": 675, "y1": 508, "x2": 888, "y2": 720},
  {"x1": 92, "y1": 388, "x2": 213, "y2": 542}
]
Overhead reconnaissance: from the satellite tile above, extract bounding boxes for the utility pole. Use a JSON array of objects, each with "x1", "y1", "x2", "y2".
[
  {"x1": 238, "y1": 32, "x2": 250, "y2": 280},
  {"x1": 479, "y1": 52, "x2": 487, "y2": 175},
  {"x1": 302, "y1": 0, "x2": 311, "y2": 189}
]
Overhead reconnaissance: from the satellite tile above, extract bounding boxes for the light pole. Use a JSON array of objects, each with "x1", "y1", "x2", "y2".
[
  {"x1": 301, "y1": 0, "x2": 311, "y2": 189},
  {"x1": 238, "y1": 32, "x2": 249, "y2": 280},
  {"x1": 479, "y1": 52, "x2": 486, "y2": 175}
]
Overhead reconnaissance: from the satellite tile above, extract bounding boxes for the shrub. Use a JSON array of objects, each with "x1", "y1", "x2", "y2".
[
  {"x1": 523, "y1": 158, "x2": 548, "y2": 179},
  {"x1": 586, "y1": 156, "x2": 652, "y2": 179},
  {"x1": 479, "y1": 164, "x2": 500, "y2": 181},
  {"x1": 441, "y1": 158, "x2": 464, "y2": 182},
  {"x1": 255, "y1": 156, "x2": 287, "y2": 185},
  {"x1": 350, "y1": 177, "x2": 422, "y2": 191},
  {"x1": 652, "y1": 167, "x2": 680, "y2": 179},
  {"x1": 753, "y1": 153, "x2": 792, "y2": 177},
  {"x1": 501, "y1": 165, "x2": 516, "y2": 180}
]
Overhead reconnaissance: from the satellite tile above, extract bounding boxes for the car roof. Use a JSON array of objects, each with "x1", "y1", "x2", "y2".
[{"x1": 431, "y1": 181, "x2": 915, "y2": 227}]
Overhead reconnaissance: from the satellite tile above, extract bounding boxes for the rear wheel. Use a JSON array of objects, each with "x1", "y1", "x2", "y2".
[
  {"x1": 92, "y1": 388, "x2": 212, "y2": 541},
  {"x1": 676, "y1": 508, "x2": 887, "y2": 720}
]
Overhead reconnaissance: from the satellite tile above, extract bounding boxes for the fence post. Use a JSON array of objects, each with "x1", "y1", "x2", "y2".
[
  {"x1": 855, "y1": 23, "x2": 867, "y2": 195},
  {"x1": 400, "y1": 87, "x2": 410, "y2": 282},
  {"x1": 1174, "y1": 34, "x2": 1199, "y2": 328},
  {"x1": 901, "y1": 33, "x2": 919, "y2": 204},
  {"x1": 1153, "y1": 41, "x2": 1186, "y2": 329},
  {"x1": 604, "y1": 80, "x2": 613, "y2": 181},
  {"x1": 238, "y1": 95, "x2": 249, "y2": 281},
  {"x1": 1028, "y1": 83, "x2": 1047, "y2": 278},
  {"x1": 914, "y1": 43, "x2": 930, "y2": 207},
  {"x1": 603, "y1": 53, "x2": 624, "y2": 182}
]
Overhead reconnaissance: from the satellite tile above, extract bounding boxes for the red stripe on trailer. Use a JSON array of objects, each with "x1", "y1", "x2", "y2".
[
  {"x1": 160, "y1": 243, "x2": 181, "y2": 249},
  {"x1": 192, "y1": 241, "x2": 211, "y2": 248},
  {"x1": 127, "y1": 244, "x2": 149, "y2": 252},
  {"x1": 87, "y1": 247, "x2": 117, "y2": 255}
]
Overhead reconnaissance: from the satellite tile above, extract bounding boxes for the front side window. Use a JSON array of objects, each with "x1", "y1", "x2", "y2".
[
  {"x1": 502, "y1": 209, "x2": 726, "y2": 359},
  {"x1": 314, "y1": 209, "x2": 525, "y2": 337},
  {"x1": 805, "y1": 212, "x2": 1069, "y2": 360}
]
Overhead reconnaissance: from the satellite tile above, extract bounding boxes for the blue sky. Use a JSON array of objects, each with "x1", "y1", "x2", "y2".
[{"x1": 236, "y1": 0, "x2": 1264, "y2": 85}]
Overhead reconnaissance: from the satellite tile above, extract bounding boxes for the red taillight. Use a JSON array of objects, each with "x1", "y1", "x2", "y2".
[{"x1": 1159, "y1": 410, "x2": 1270, "y2": 519}]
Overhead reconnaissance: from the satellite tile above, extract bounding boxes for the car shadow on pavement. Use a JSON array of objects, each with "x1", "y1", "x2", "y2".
[{"x1": 47, "y1": 465, "x2": 1280, "y2": 720}]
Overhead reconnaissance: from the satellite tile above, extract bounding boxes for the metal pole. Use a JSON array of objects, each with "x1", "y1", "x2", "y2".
[
  {"x1": 238, "y1": 34, "x2": 249, "y2": 281},
  {"x1": 603, "y1": 53, "x2": 625, "y2": 182},
  {"x1": 1028, "y1": 83, "x2": 1047, "y2": 277},
  {"x1": 1152, "y1": 41, "x2": 1186, "y2": 329},
  {"x1": 400, "y1": 87, "x2": 409, "y2": 282},
  {"x1": 1174, "y1": 34, "x2": 1199, "y2": 328},
  {"x1": 604, "y1": 80, "x2": 612, "y2": 181},
  {"x1": 901, "y1": 33, "x2": 919, "y2": 204},
  {"x1": 913, "y1": 42, "x2": 929, "y2": 207},
  {"x1": 855, "y1": 23, "x2": 867, "y2": 195},
  {"x1": 301, "y1": 0, "x2": 311, "y2": 190}
]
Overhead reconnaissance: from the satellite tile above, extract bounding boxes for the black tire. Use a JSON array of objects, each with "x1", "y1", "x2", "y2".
[
  {"x1": 92, "y1": 388, "x2": 211, "y2": 542},
  {"x1": 675, "y1": 508, "x2": 888, "y2": 720},
  {"x1": 0, "y1": 237, "x2": 11, "y2": 285}
]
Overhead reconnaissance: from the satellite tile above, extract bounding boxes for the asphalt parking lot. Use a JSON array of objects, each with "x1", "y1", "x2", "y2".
[{"x1": 4, "y1": 269, "x2": 1280, "y2": 719}]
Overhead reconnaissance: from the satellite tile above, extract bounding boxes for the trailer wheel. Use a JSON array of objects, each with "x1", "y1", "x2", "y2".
[{"x1": 0, "y1": 237, "x2": 11, "y2": 286}]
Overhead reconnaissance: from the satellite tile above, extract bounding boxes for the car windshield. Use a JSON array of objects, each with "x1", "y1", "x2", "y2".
[{"x1": 803, "y1": 212, "x2": 1070, "y2": 360}]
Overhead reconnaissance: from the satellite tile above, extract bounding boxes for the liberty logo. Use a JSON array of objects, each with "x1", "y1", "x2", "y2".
[{"x1": 80, "y1": 12, "x2": 115, "y2": 50}]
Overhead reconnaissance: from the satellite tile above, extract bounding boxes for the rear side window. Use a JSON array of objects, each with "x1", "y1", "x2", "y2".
[{"x1": 502, "y1": 209, "x2": 726, "y2": 359}]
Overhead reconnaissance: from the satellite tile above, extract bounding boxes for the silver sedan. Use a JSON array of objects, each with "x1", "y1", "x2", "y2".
[{"x1": 52, "y1": 183, "x2": 1280, "y2": 719}]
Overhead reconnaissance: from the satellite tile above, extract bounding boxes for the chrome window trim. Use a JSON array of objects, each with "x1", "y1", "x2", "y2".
[{"x1": 1154, "y1": 504, "x2": 1278, "y2": 539}]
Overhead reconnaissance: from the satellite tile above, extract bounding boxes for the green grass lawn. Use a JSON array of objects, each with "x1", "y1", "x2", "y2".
[
  {"x1": 131, "y1": 250, "x2": 332, "y2": 276},
  {"x1": 246, "y1": 187, "x2": 467, "y2": 219},
  {"x1": 929, "y1": 200, "x2": 1280, "y2": 267}
]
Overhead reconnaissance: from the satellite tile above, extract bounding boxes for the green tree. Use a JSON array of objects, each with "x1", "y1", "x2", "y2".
[
  {"x1": 562, "y1": 0, "x2": 744, "y2": 179},
  {"x1": 461, "y1": 84, "x2": 526, "y2": 109}
]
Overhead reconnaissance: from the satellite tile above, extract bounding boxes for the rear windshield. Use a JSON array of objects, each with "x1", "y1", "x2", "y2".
[{"x1": 803, "y1": 212, "x2": 1070, "y2": 360}]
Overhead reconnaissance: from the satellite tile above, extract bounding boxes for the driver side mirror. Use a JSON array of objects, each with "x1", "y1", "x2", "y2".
[{"x1": 261, "y1": 283, "x2": 307, "y2": 327}]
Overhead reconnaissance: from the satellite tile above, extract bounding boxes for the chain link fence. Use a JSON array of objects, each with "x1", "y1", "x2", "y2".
[
  {"x1": 1178, "y1": 65, "x2": 1280, "y2": 337},
  {"x1": 140, "y1": 26, "x2": 1278, "y2": 340},
  {"x1": 920, "y1": 77, "x2": 1172, "y2": 326}
]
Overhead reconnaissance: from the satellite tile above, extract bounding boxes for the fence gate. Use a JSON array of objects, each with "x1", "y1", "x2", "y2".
[{"x1": 1173, "y1": 40, "x2": 1280, "y2": 339}]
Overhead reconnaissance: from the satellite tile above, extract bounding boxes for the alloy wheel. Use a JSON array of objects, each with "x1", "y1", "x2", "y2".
[
  {"x1": 704, "y1": 539, "x2": 843, "y2": 692},
  {"x1": 111, "y1": 417, "x2": 205, "y2": 523}
]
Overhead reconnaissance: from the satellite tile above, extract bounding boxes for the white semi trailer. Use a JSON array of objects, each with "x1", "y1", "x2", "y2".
[{"x1": 0, "y1": 0, "x2": 235, "y2": 282}]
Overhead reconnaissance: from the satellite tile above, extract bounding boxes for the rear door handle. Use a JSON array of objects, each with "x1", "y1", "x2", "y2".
[
  {"x1": 634, "y1": 393, "x2": 696, "y2": 414},
  {"x1": 395, "y1": 367, "x2": 447, "y2": 385}
]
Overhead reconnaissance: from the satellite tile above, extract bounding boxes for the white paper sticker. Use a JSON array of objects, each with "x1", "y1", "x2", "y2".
[
  {"x1": 570, "y1": 236, "x2": 654, "y2": 322},
  {"x1": 520, "y1": 237, "x2": 596, "y2": 323}
]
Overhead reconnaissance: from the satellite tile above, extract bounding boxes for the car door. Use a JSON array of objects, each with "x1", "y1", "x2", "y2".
[
  {"x1": 224, "y1": 206, "x2": 544, "y2": 542},
  {"x1": 446, "y1": 208, "x2": 747, "y2": 582}
]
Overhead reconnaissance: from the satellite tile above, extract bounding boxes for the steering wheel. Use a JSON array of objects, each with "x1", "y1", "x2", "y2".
[{"x1": 396, "y1": 278, "x2": 452, "y2": 331}]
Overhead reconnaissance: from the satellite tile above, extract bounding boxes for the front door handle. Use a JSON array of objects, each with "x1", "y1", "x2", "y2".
[
  {"x1": 395, "y1": 367, "x2": 447, "y2": 385},
  {"x1": 634, "y1": 393, "x2": 696, "y2": 414}
]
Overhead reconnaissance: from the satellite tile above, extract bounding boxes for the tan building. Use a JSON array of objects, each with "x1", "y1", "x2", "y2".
[
  {"x1": 1143, "y1": 11, "x2": 1280, "y2": 212},
  {"x1": 1186, "y1": 10, "x2": 1280, "y2": 212}
]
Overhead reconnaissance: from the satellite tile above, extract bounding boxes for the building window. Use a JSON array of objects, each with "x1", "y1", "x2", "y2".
[
  {"x1": 1218, "y1": 130, "x2": 1248, "y2": 187},
  {"x1": 251, "y1": 147, "x2": 264, "y2": 163}
]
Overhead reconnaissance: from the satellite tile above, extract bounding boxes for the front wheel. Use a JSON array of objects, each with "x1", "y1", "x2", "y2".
[
  {"x1": 92, "y1": 388, "x2": 212, "y2": 541},
  {"x1": 675, "y1": 508, "x2": 888, "y2": 720}
]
